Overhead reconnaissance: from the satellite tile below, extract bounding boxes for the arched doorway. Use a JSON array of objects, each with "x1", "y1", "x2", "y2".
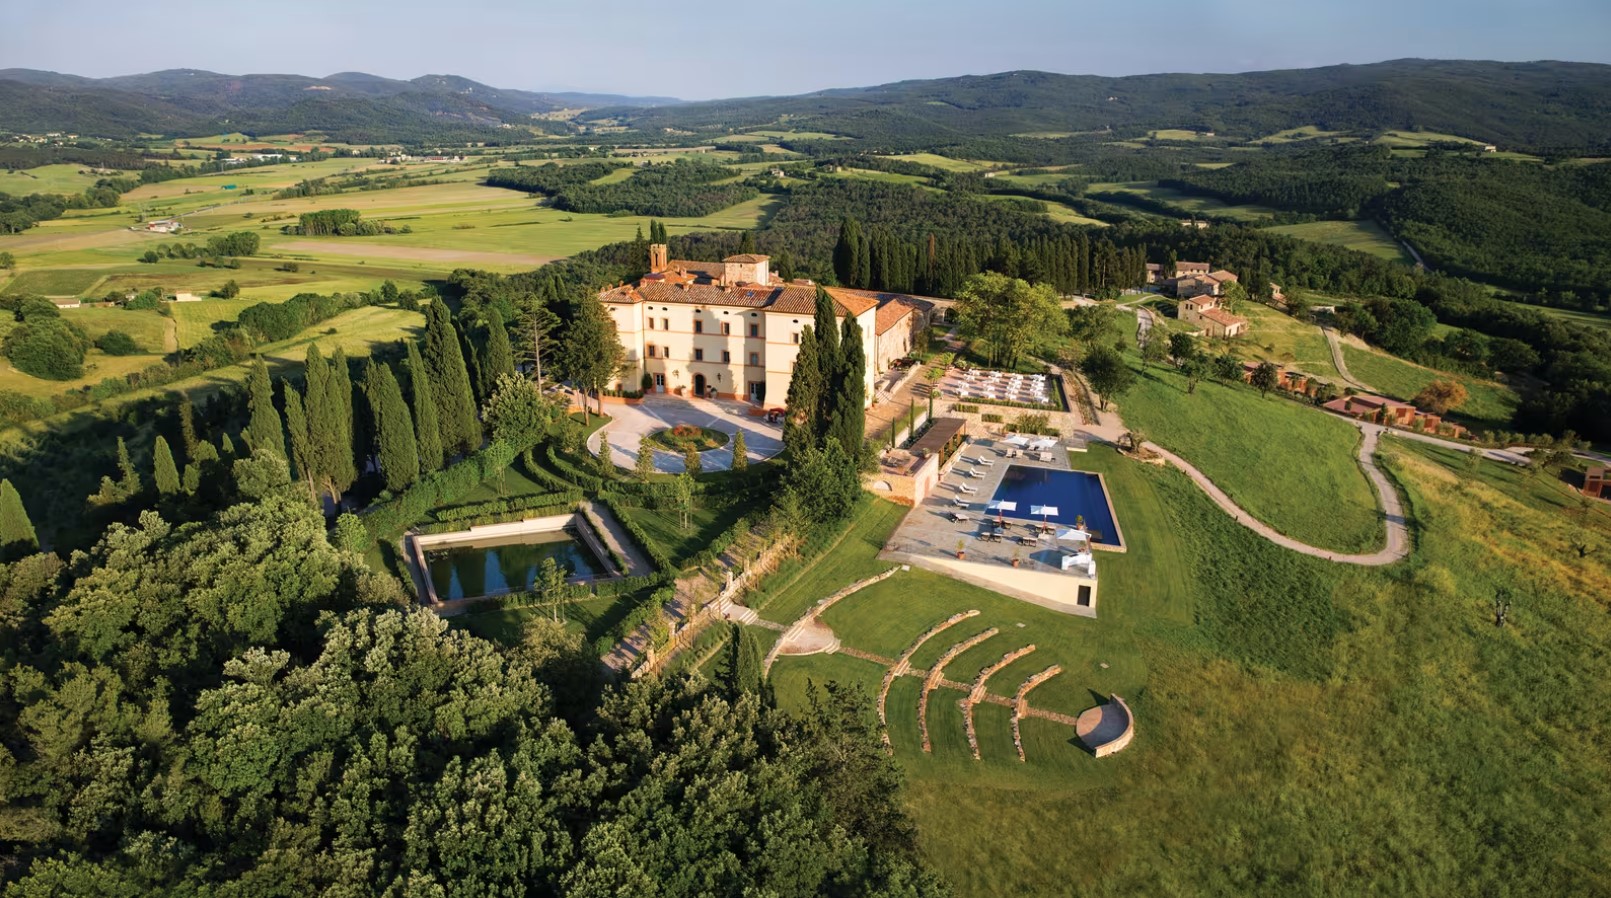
[{"x1": 693, "y1": 373, "x2": 707, "y2": 398}]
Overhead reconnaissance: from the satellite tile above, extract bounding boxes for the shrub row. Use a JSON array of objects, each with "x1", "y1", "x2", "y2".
[
  {"x1": 491, "y1": 572, "x2": 671, "y2": 611},
  {"x1": 431, "y1": 489, "x2": 583, "y2": 524},
  {"x1": 414, "y1": 501, "x2": 579, "y2": 535},
  {"x1": 598, "y1": 493, "x2": 674, "y2": 572}
]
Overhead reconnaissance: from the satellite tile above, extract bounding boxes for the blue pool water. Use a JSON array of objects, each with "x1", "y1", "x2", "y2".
[{"x1": 987, "y1": 466, "x2": 1122, "y2": 547}]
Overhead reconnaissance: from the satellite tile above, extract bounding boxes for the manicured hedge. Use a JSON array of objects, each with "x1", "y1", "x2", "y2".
[
  {"x1": 415, "y1": 502, "x2": 580, "y2": 534},
  {"x1": 362, "y1": 439, "x2": 526, "y2": 539},
  {"x1": 431, "y1": 490, "x2": 583, "y2": 524}
]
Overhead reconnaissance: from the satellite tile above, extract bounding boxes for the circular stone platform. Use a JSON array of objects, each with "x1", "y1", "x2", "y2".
[{"x1": 1075, "y1": 694, "x2": 1134, "y2": 758}]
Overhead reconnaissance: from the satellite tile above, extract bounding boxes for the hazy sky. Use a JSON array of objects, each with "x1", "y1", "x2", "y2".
[{"x1": 6, "y1": 0, "x2": 1610, "y2": 99}]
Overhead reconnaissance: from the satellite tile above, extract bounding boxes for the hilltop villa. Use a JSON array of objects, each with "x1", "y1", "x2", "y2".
[{"x1": 600, "y1": 244, "x2": 933, "y2": 405}]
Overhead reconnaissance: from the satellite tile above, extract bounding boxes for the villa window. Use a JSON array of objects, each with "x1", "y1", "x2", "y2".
[
  {"x1": 721, "y1": 322, "x2": 731, "y2": 336},
  {"x1": 646, "y1": 344, "x2": 657, "y2": 358},
  {"x1": 792, "y1": 332, "x2": 800, "y2": 344},
  {"x1": 749, "y1": 352, "x2": 759, "y2": 366},
  {"x1": 694, "y1": 349, "x2": 705, "y2": 362},
  {"x1": 694, "y1": 320, "x2": 704, "y2": 334},
  {"x1": 661, "y1": 318, "x2": 669, "y2": 330},
  {"x1": 647, "y1": 318, "x2": 655, "y2": 330},
  {"x1": 722, "y1": 350, "x2": 731, "y2": 363},
  {"x1": 749, "y1": 323, "x2": 760, "y2": 338}
]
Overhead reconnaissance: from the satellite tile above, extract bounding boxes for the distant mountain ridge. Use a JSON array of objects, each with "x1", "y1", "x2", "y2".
[
  {"x1": 584, "y1": 59, "x2": 1611, "y2": 153},
  {"x1": 2, "y1": 60, "x2": 1608, "y2": 152},
  {"x1": 0, "y1": 68, "x2": 683, "y2": 141}
]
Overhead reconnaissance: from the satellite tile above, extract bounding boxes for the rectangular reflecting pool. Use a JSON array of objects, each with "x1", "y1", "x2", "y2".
[
  {"x1": 424, "y1": 528, "x2": 606, "y2": 601},
  {"x1": 988, "y1": 466, "x2": 1124, "y2": 548}
]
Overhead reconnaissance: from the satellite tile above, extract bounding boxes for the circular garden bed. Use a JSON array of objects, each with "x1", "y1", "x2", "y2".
[{"x1": 644, "y1": 424, "x2": 730, "y2": 453}]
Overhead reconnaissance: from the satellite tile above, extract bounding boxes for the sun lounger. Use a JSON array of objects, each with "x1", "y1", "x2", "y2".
[
  {"x1": 949, "y1": 512, "x2": 971, "y2": 522},
  {"x1": 958, "y1": 484, "x2": 978, "y2": 494}
]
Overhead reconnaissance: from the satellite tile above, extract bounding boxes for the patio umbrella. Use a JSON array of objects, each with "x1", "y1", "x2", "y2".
[
  {"x1": 987, "y1": 499, "x2": 1017, "y2": 527},
  {"x1": 1030, "y1": 438, "x2": 1059, "y2": 451},
  {"x1": 1055, "y1": 527, "x2": 1089, "y2": 543},
  {"x1": 1031, "y1": 504, "x2": 1059, "y2": 530},
  {"x1": 1003, "y1": 435, "x2": 1031, "y2": 447}
]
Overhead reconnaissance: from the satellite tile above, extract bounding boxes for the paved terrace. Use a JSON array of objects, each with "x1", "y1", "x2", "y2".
[{"x1": 880, "y1": 435, "x2": 1104, "y2": 617}]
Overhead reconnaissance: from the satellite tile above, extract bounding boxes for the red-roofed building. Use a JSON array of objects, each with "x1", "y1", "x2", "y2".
[
  {"x1": 1178, "y1": 294, "x2": 1248, "y2": 338},
  {"x1": 601, "y1": 243, "x2": 931, "y2": 405},
  {"x1": 1585, "y1": 466, "x2": 1609, "y2": 499}
]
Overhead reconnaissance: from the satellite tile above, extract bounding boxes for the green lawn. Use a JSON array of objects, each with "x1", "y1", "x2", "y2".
[
  {"x1": 613, "y1": 498, "x2": 749, "y2": 569},
  {"x1": 1089, "y1": 181, "x2": 1279, "y2": 222},
  {"x1": 748, "y1": 498, "x2": 909, "y2": 625},
  {"x1": 0, "y1": 163, "x2": 109, "y2": 195},
  {"x1": 1268, "y1": 219, "x2": 1414, "y2": 263},
  {"x1": 1113, "y1": 350, "x2": 1385, "y2": 552},
  {"x1": 1340, "y1": 343, "x2": 1519, "y2": 431},
  {"x1": 1222, "y1": 302, "x2": 1342, "y2": 380},
  {"x1": 765, "y1": 439, "x2": 1611, "y2": 897}
]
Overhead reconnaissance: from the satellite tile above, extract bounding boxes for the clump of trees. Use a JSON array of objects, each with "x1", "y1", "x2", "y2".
[
  {"x1": 950, "y1": 271, "x2": 1067, "y2": 369},
  {"x1": 779, "y1": 288, "x2": 868, "y2": 527},
  {"x1": 285, "y1": 208, "x2": 403, "y2": 236},
  {"x1": 2, "y1": 297, "x2": 89, "y2": 380}
]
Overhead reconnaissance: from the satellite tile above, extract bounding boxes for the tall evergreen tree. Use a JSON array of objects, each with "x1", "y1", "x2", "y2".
[
  {"x1": 328, "y1": 348, "x2": 357, "y2": 490},
  {"x1": 303, "y1": 345, "x2": 346, "y2": 501},
  {"x1": 829, "y1": 314, "x2": 867, "y2": 454},
  {"x1": 833, "y1": 218, "x2": 863, "y2": 287},
  {"x1": 152, "y1": 436, "x2": 180, "y2": 495},
  {"x1": 812, "y1": 288, "x2": 841, "y2": 442},
  {"x1": 245, "y1": 359, "x2": 284, "y2": 458},
  {"x1": 738, "y1": 230, "x2": 756, "y2": 255},
  {"x1": 0, "y1": 479, "x2": 38, "y2": 560},
  {"x1": 364, "y1": 361, "x2": 420, "y2": 492},
  {"x1": 115, "y1": 436, "x2": 141, "y2": 497},
  {"x1": 560, "y1": 293, "x2": 625, "y2": 424},
  {"x1": 423, "y1": 300, "x2": 481, "y2": 455},
  {"x1": 281, "y1": 383, "x2": 315, "y2": 497},
  {"x1": 483, "y1": 307, "x2": 516, "y2": 396},
  {"x1": 177, "y1": 398, "x2": 199, "y2": 456},
  {"x1": 783, "y1": 325, "x2": 823, "y2": 457},
  {"x1": 405, "y1": 341, "x2": 444, "y2": 472}
]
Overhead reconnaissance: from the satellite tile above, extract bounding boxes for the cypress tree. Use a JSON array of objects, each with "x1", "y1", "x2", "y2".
[
  {"x1": 483, "y1": 307, "x2": 516, "y2": 396},
  {"x1": 423, "y1": 300, "x2": 481, "y2": 456},
  {"x1": 406, "y1": 341, "x2": 444, "y2": 472},
  {"x1": 812, "y1": 288, "x2": 841, "y2": 443},
  {"x1": 115, "y1": 437, "x2": 141, "y2": 497},
  {"x1": 303, "y1": 345, "x2": 338, "y2": 499},
  {"x1": 282, "y1": 383, "x2": 315, "y2": 496},
  {"x1": 219, "y1": 432, "x2": 235, "y2": 457},
  {"x1": 0, "y1": 479, "x2": 38, "y2": 560},
  {"x1": 366, "y1": 361, "x2": 420, "y2": 492},
  {"x1": 829, "y1": 314, "x2": 866, "y2": 454},
  {"x1": 731, "y1": 428, "x2": 748, "y2": 473},
  {"x1": 783, "y1": 325, "x2": 823, "y2": 456},
  {"x1": 738, "y1": 230, "x2": 756, "y2": 255},
  {"x1": 177, "y1": 398, "x2": 199, "y2": 456},
  {"x1": 833, "y1": 217, "x2": 862, "y2": 287},
  {"x1": 245, "y1": 359, "x2": 284, "y2": 457},
  {"x1": 152, "y1": 436, "x2": 180, "y2": 495},
  {"x1": 328, "y1": 347, "x2": 357, "y2": 492}
]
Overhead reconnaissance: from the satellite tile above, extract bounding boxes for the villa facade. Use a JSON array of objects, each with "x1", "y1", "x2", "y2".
[{"x1": 601, "y1": 244, "x2": 933, "y2": 405}]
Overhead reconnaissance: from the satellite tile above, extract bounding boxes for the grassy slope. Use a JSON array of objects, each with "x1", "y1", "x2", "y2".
[
  {"x1": 1114, "y1": 350, "x2": 1384, "y2": 552},
  {"x1": 1225, "y1": 302, "x2": 1343, "y2": 379},
  {"x1": 1268, "y1": 219, "x2": 1414, "y2": 263},
  {"x1": 771, "y1": 441, "x2": 1611, "y2": 897},
  {"x1": 1340, "y1": 343, "x2": 1518, "y2": 431}
]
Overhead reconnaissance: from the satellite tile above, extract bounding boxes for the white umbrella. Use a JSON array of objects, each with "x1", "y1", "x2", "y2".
[
  {"x1": 987, "y1": 499, "x2": 1017, "y2": 527},
  {"x1": 1031, "y1": 504, "x2": 1059, "y2": 531},
  {"x1": 1003, "y1": 435, "x2": 1031, "y2": 447},
  {"x1": 1055, "y1": 527, "x2": 1089, "y2": 542},
  {"x1": 1030, "y1": 438, "x2": 1059, "y2": 450}
]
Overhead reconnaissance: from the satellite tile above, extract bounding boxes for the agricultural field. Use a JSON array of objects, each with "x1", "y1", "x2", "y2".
[
  {"x1": 1340, "y1": 342, "x2": 1519, "y2": 431},
  {"x1": 768, "y1": 439, "x2": 1611, "y2": 898},
  {"x1": 0, "y1": 163, "x2": 112, "y2": 195},
  {"x1": 1498, "y1": 299, "x2": 1611, "y2": 332},
  {"x1": 1268, "y1": 219, "x2": 1414, "y2": 263},
  {"x1": 1147, "y1": 129, "x2": 1210, "y2": 141},
  {"x1": 0, "y1": 304, "x2": 173, "y2": 398},
  {"x1": 1089, "y1": 181, "x2": 1280, "y2": 222},
  {"x1": 975, "y1": 193, "x2": 1107, "y2": 226},
  {"x1": 1250, "y1": 125, "x2": 1349, "y2": 144},
  {"x1": 890, "y1": 153, "x2": 995, "y2": 173},
  {"x1": 1112, "y1": 348, "x2": 1384, "y2": 552}
]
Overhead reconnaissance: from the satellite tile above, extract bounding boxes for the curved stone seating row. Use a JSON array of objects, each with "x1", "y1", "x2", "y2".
[
  {"x1": 878, "y1": 610, "x2": 980, "y2": 735},
  {"x1": 1011, "y1": 666, "x2": 1064, "y2": 762},
  {"x1": 919, "y1": 628, "x2": 999, "y2": 753},
  {"x1": 1075, "y1": 693, "x2": 1135, "y2": 758},
  {"x1": 962, "y1": 645, "x2": 1038, "y2": 761},
  {"x1": 763, "y1": 567, "x2": 901, "y2": 675}
]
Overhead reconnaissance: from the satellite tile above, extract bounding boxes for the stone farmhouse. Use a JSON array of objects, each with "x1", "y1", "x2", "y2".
[
  {"x1": 1178, "y1": 293, "x2": 1248, "y2": 338},
  {"x1": 600, "y1": 244, "x2": 933, "y2": 405},
  {"x1": 1322, "y1": 392, "x2": 1465, "y2": 438}
]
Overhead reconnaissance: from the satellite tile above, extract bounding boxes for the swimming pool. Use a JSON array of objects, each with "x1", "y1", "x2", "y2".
[{"x1": 987, "y1": 466, "x2": 1123, "y2": 548}]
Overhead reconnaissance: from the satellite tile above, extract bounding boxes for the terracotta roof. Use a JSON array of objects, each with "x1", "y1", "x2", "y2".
[
  {"x1": 873, "y1": 296, "x2": 932, "y2": 335},
  {"x1": 602, "y1": 279, "x2": 879, "y2": 318},
  {"x1": 1176, "y1": 261, "x2": 1211, "y2": 272},
  {"x1": 1206, "y1": 270, "x2": 1238, "y2": 282},
  {"x1": 666, "y1": 259, "x2": 724, "y2": 281},
  {"x1": 1198, "y1": 308, "x2": 1246, "y2": 328},
  {"x1": 1348, "y1": 394, "x2": 1412, "y2": 409},
  {"x1": 723, "y1": 253, "x2": 769, "y2": 263}
]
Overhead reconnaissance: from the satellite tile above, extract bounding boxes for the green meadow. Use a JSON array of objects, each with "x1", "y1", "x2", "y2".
[
  {"x1": 767, "y1": 438, "x2": 1611, "y2": 898},
  {"x1": 1112, "y1": 349, "x2": 1384, "y2": 553},
  {"x1": 1226, "y1": 302, "x2": 1344, "y2": 379},
  {"x1": 1340, "y1": 343, "x2": 1519, "y2": 431},
  {"x1": 0, "y1": 163, "x2": 112, "y2": 195},
  {"x1": 1269, "y1": 219, "x2": 1414, "y2": 263},
  {"x1": 1089, "y1": 181, "x2": 1280, "y2": 222}
]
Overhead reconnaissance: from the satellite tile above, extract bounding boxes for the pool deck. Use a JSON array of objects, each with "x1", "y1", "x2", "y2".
[{"x1": 878, "y1": 435, "x2": 1118, "y2": 618}]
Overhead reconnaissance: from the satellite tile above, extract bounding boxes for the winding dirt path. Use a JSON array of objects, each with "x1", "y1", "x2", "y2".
[{"x1": 1322, "y1": 325, "x2": 1376, "y2": 393}]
